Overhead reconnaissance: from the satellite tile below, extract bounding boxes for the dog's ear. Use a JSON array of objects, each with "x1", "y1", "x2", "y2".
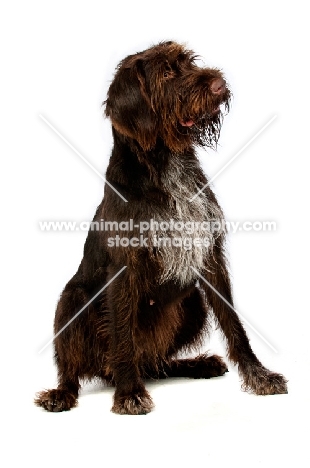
[{"x1": 105, "y1": 60, "x2": 158, "y2": 151}]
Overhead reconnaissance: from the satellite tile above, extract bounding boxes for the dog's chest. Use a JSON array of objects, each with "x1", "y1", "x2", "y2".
[{"x1": 150, "y1": 159, "x2": 223, "y2": 286}]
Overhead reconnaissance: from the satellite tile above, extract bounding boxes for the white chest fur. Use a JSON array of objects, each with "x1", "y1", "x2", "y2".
[{"x1": 149, "y1": 157, "x2": 224, "y2": 286}]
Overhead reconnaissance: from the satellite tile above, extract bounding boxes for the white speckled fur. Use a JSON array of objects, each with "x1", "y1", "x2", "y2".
[{"x1": 149, "y1": 157, "x2": 224, "y2": 286}]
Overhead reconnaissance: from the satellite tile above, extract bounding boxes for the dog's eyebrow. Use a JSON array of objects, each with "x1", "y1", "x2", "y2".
[{"x1": 177, "y1": 52, "x2": 187, "y2": 61}]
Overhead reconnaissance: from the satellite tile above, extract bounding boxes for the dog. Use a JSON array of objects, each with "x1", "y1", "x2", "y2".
[{"x1": 35, "y1": 41, "x2": 287, "y2": 414}]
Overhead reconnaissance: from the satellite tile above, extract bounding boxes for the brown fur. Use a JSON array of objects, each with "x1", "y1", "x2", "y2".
[{"x1": 35, "y1": 41, "x2": 287, "y2": 414}]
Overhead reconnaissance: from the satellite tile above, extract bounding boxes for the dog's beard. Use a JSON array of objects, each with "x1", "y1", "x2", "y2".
[
  {"x1": 179, "y1": 95, "x2": 230, "y2": 149},
  {"x1": 179, "y1": 110, "x2": 224, "y2": 149},
  {"x1": 193, "y1": 112, "x2": 223, "y2": 148}
]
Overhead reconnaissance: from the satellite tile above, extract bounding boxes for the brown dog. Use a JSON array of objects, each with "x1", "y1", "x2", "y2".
[{"x1": 35, "y1": 41, "x2": 287, "y2": 414}]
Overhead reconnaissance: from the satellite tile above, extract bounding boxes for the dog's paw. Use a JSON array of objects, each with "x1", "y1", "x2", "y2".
[
  {"x1": 34, "y1": 389, "x2": 78, "y2": 412},
  {"x1": 112, "y1": 389, "x2": 154, "y2": 415},
  {"x1": 191, "y1": 354, "x2": 228, "y2": 379},
  {"x1": 241, "y1": 366, "x2": 288, "y2": 395}
]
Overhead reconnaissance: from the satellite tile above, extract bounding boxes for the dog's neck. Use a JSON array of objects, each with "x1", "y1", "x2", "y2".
[{"x1": 106, "y1": 128, "x2": 198, "y2": 188}]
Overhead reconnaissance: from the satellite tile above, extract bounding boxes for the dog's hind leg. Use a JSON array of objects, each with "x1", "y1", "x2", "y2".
[
  {"x1": 200, "y1": 243, "x2": 288, "y2": 395},
  {"x1": 142, "y1": 288, "x2": 228, "y2": 380},
  {"x1": 144, "y1": 354, "x2": 228, "y2": 380},
  {"x1": 35, "y1": 277, "x2": 99, "y2": 412}
]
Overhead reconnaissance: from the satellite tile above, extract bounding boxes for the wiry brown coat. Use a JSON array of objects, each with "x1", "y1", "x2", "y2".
[{"x1": 35, "y1": 41, "x2": 287, "y2": 414}]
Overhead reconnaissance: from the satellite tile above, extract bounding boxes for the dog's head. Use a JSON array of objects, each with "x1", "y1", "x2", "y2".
[{"x1": 104, "y1": 41, "x2": 231, "y2": 153}]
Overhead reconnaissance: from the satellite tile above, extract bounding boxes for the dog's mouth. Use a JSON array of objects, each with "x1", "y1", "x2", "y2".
[
  {"x1": 180, "y1": 107, "x2": 221, "y2": 127},
  {"x1": 180, "y1": 119, "x2": 195, "y2": 127}
]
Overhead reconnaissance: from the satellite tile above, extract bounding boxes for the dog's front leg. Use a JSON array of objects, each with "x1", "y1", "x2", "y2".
[
  {"x1": 106, "y1": 268, "x2": 154, "y2": 415},
  {"x1": 200, "y1": 244, "x2": 288, "y2": 395}
]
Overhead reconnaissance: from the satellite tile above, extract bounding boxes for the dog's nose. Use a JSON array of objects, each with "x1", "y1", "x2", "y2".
[{"x1": 210, "y1": 78, "x2": 225, "y2": 95}]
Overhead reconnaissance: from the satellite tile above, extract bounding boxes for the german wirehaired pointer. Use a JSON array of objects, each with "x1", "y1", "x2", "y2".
[{"x1": 35, "y1": 41, "x2": 287, "y2": 414}]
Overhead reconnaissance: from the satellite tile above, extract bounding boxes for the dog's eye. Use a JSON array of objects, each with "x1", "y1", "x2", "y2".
[
  {"x1": 163, "y1": 60, "x2": 173, "y2": 79},
  {"x1": 163, "y1": 69, "x2": 174, "y2": 79}
]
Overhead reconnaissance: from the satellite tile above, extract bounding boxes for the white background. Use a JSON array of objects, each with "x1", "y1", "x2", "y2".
[{"x1": 1, "y1": 1, "x2": 309, "y2": 466}]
